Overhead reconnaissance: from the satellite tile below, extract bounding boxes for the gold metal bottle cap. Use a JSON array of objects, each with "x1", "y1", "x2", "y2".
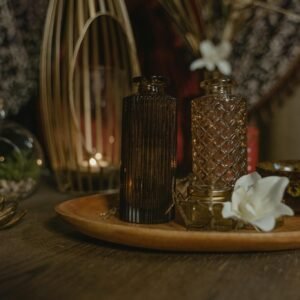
[{"x1": 189, "y1": 185, "x2": 232, "y2": 202}]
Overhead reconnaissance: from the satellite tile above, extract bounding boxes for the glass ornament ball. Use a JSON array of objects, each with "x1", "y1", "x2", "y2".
[{"x1": 0, "y1": 121, "x2": 44, "y2": 200}]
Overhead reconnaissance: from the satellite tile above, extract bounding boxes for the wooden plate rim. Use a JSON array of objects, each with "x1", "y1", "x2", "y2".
[{"x1": 55, "y1": 194, "x2": 300, "y2": 252}]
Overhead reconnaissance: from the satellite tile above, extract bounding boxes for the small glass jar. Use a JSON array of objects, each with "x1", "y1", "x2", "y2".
[
  {"x1": 0, "y1": 100, "x2": 44, "y2": 200},
  {"x1": 177, "y1": 76, "x2": 247, "y2": 230},
  {"x1": 177, "y1": 178, "x2": 235, "y2": 231},
  {"x1": 120, "y1": 76, "x2": 177, "y2": 224}
]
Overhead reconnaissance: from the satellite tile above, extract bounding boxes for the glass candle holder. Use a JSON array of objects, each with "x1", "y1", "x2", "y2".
[{"x1": 120, "y1": 76, "x2": 177, "y2": 224}]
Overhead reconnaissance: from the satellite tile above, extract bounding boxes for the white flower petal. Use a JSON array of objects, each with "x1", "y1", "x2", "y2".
[
  {"x1": 252, "y1": 176, "x2": 289, "y2": 205},
  {"x1": 217, "y1": 41, "x2": 232, "y2": 58},
  {"x1": 225, "y1": 172, "x2": 294, "y2": 232},
  {"x1": 222, "y1": 202, "x2": 237, "y2": 219},
  {"x1": 199, "y1": 40, "x2": 215, "y2": 57},
  {"x1": 206, "y1": 61, "x2": 216, "y2": 71},
  {"x1": 191, "y1": 40, "x2": 233, "y2": 74},
  {"x1": 273, "y1": 203, "x2": 294, "y2": 218},
  {"x1": 245, "y1": 203, "x2": 256, "y2": 216},
  {"x1": 237, "y1": 197, "x2": 258, "y2": 222},
  {"x1": 217, "y1": 60, "x2": 232, "y2": 75},
  {"x1": 190, "y1": 59, "x2": 206, "y2": 71},
  {"x1": 231, "y1": 187, "x2": 247, "y2": 212},
  {"x1": 251, "y1": 216, "x2": 276, "y2": 232},
  {"x1": 234, "y1": 172, "x2": 261, "y2": 191}
]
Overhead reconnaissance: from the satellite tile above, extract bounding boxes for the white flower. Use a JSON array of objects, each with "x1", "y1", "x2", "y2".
[
  {"x1": 222, "y1": 172, "x2": 294, "y2": 232},
  {"x1": 190, "y1": 40, "x2": 232, "y2": 75}
]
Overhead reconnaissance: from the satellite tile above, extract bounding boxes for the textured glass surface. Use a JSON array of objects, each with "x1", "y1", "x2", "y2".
[
  {"x1": 191, "y1": 81, "x2": 247, "y2": 197},
  {"x1": 176, "y1": 78, "x2": 247, "y2": 230},
  {"x1": 120, "y1": 77, "x2": 176, "y2": 224},
  {"x1": 175, "y1": 176, "x2": 235, "y2": 231},
  {"x1": 177, "y1": 199, "x2": 235, "y2": 231}
]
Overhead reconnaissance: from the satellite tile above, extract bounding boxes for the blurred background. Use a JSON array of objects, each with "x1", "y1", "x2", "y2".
[{"x1": 1, "y1": 0, "x2": 300, "y2": 171}]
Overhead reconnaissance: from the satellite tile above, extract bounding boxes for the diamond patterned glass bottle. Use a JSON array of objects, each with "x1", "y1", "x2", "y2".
[
  {"x1": 192, "y1": 77, "x2": 247, "y2": 191},
  {"x1": 177, "y1": 76, "x2": 247, "y2": 230},
  {"x1": 120, "y1": 76, "x2": 177, "y2": 224}
]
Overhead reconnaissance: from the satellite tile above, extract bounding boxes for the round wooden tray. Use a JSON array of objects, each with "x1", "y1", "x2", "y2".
[{"x1": 55, "y1": 193, "x2": 300, "y2": 252}]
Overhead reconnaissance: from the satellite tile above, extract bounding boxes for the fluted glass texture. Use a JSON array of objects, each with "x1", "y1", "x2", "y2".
[{"x1": 120, "y1": 77, "x2": 176, "y2": 224}]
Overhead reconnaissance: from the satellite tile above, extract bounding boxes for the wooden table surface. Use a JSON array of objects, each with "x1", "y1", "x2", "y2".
[{"x1": 1, "y1": 178, "x2": 300, "y2": 300}]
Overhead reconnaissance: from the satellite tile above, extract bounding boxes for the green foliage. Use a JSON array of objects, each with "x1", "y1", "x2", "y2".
[{"x1": 0, "y1": 150, "x2": 40, "y2": 181}]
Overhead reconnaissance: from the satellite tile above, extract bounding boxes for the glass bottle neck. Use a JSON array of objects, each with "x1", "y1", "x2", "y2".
[
  {"x1": 204, "y1": 84, "x2": 233, "y2": 96},
  {"x1": 138, "y1": 83, "x2": 165, "y2": 94},
  {"x1": 201, "y1": 78, "x2": 235, "y2": 96},
  {"x1": 133, "y1": 76, "x2": 167, "y2": 95}
]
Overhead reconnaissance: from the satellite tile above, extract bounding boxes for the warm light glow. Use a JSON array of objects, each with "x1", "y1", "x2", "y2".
[
  {"x1": 81, "y1": 156, "x2": 110, "y2": 170},
  {"x1": 0, "y1": 156, "x2": 4, "y2": 162},
  {"x1": 99, "y1": 160, "x2": 109, "y2": 167},
  {"x1": 36, "y1": 159, "x2": 43, "y2": 166},
  {"x1": 128, "y1": 178, "x2": 133, "y2": 188},
  {"x1": 89, "y1": 158, "x2": 97, "y2": 167},
  {"x1": 95, "y1": 152, "x2": 103, "y2": 160},
  {"x1": 109, "y1": 136, "x2": 115, "y2": 144}
]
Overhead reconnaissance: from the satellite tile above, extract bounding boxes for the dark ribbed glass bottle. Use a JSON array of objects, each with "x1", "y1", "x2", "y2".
[{"x1": 120, "y1": 76, "x2": 177, "y2": 224}]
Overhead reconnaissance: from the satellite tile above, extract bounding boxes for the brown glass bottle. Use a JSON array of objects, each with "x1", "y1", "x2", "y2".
[
  {"x1": 177, "y1": 77, "x2": 247, "y2": 230},
  {"x1": 120, "y1": 76, "x2": 177, "y2": 224},
  {"x1": 191, "y1": 77, "x2": 247, "y2": 195}
]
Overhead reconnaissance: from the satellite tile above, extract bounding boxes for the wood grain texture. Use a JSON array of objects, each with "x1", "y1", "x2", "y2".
[
  {"x1": 55, "y1": 194, "x2": 300, "y2": 252},
  {"x1": 1, "y1": 177, "x2": 300, "y2": 300}
]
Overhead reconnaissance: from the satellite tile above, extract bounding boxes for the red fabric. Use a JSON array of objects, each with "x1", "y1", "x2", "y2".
[{"x1": 247, "y1": 125, "x2": 259, "y2": 172}]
